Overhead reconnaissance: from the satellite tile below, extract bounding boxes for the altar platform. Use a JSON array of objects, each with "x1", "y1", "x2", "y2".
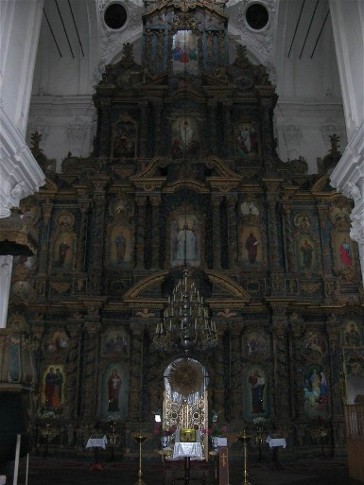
[{"x1": 7, "y1": 455, "x2": 364, "y2": 485}]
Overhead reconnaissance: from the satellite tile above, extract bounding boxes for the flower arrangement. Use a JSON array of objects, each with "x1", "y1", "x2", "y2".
[
  {"x1": 208, "y1": 424, "x2": 227, "y2": 437},
  {"x1": 253, "y1": 417, "x2": 266, "y2": 432},
  {"x1": 153, "y1": 423, "x2": 177, "y2": 437}
]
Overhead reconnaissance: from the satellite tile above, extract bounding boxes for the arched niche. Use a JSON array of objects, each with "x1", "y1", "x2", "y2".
[{"x1": 162, "y1": 357, "x2": 209, "y2": 459}]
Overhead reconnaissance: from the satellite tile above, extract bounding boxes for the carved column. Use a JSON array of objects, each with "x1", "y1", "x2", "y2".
[
  {"x1": 99, "y1": 98, "x2": 112, "y2": 157},
  {"x1": 65, "y1": 319, "x2": 82, "y2": 419},
  {"x1": 128, "y1": 326, "x2": 144, "y2": 421},
  {"x1": 150, "y1": 195, "x2": 161, "y2": 269},
  {"x1": 271, "y1": 305, "x2": 290, "y2": 420},
  {"x1": 317, "y1": 202, "x2": 332, "y2": 276},
  {"x1": 227, "y1": 195, "x2": 238, "y2": 269},
  {"x1": 289, "y1": 312, "x2": 305, "y2": 419},
  {"x1": 139, "y1": 102, "x2": 148, "y2": 158},
  {"x1": 212, "y1": 197, "x2": 222, "y2": 269},
  {"x1": 264, "y1": 180, "x2": 283, "y2": 295},
  {"x1": 257, "y1": 91, "x2": 277, "y2": 174},
  {"x1": 38, "y1": 199, "x2": 53, "y2": 273},
  {"x1": 135, "y1": 196, "x2": 147, "y2": 269},
  {"x1": 153, "y1": 102, "x2": 163, "y2": 156},
  {"x1": 89, "y1": 178, "x2": 108, "y2": 293},
  {"x1": 82, "y1": 311, "x2": 101, "y2": 419},
  {"x1": 208, "y1": 101, "x2": 218, "y2": 154},
  {"x1": 223, "y1": 102, "x2": 233, "y2": 158},
  {"x1": 213, "y1": 325, "x2": 227, "y2": 422},
  {"x1": 228, "y1": 320, "x2": 242, "y2": 420},
  {"x1": 76, "y1": 190, "x2": 90, "y2": 273}
]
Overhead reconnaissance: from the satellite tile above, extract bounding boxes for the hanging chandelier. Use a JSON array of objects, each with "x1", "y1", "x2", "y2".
[{"x1": 153, "y1": 269, "x2": 217, "y2": 353}]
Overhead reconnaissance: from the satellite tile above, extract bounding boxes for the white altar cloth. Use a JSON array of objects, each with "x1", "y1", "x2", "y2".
[
  {"x1": 173, "y1": 442, "x2": 204, "y2": 460},
  {"x1": 266, "y1": 436, "x2": 286, "y2": 448},
  {"x1": 86, "y1": 435, "x2": 108, "y2": 449}
]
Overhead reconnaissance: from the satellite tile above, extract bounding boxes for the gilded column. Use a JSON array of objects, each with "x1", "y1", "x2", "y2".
[
  {"x1": 82, "y1": 309, "x2": 101, "y2": 419},
  {"x1": 212, "y1": 197, "x2": 222, "y2": 269},
  {"x1": 89, "y1": 177, "x2": 108, "y2": 294},
  {"x1": 271, "y1": 305, "x2": 290, "y2": 420},
  {"x1": 228, "y1": 320, "x2": 241, "y2": 420},
  {"x1": 38, "y1": 199, "x2": 53, "y2": 274},
  {"x1": 289, "y1": 312, "x2": 305, "y2": 419},
  {"x1": 153, "y1": 102, "x2": 163, "y2": 156},
  {"x1": 264, "y1": 180, "x2": 283, "y2": 295},
  {"x1": 135, "y1": 196, "x2": 147, "y2": 269},
  {"x1": 317, "y1": 202, "x2": 332, "y2": 275},
  {"x1": 227, "y1": 195, "x2": 238, "y2": 268},
  {"x1": 213, "y1": 325, "x2": 227, "y2": 421},
  {"x1": 139, "y1": 102, "x2": 148, "y2": 158},
  {"x1": 128, "y1": 326, "x2": 144, "y2": 421},
  {"x1": 65, "y1": 319, "x2": 82, "y2": 419},
  {"x1": 150, "y1": 195, "x2": 161, "y2": 269},
  {"x1": 208, "y1": 101, "x2": 218, "y2": 154},
  {"x1": 76, "y1": 190, "x2": 90, "y2": 273},
  {"x1": 223, "y1": 102, "x2": 233, "y2": 158}
]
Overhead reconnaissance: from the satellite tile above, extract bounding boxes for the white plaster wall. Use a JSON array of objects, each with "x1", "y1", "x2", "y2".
[{"x1": 0, "y1": 0, "x2": 45, "y2": 135}]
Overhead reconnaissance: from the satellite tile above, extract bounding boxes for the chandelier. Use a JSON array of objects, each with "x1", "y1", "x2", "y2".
[{"x1": 153, "y1": 269, "x2": 217, "y2": 353}]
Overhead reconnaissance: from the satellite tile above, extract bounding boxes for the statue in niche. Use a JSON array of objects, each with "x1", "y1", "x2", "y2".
[{"x1": 170, "y1": 214, "x2": 200, "y2": 267}]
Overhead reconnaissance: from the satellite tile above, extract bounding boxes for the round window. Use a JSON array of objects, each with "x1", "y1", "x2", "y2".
[
  {"x1": 104, "y1": 3, "x2": 127, "y2": 30},
  {"x1": 245, "y1": 3, "x2": 269, "y2": 31}
]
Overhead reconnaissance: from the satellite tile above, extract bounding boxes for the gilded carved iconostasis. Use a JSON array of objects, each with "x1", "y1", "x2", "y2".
[{"x1": 3, "y1": 0, "x2": 364, "y2": 460}]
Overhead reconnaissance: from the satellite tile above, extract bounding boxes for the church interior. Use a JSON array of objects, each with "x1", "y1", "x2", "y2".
[{"x1": 0, "y1": 0, "x2": 363, "y2": 484}]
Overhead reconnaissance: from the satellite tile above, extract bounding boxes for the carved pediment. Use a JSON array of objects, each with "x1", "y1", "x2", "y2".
[{"x1": 123, "y1": 269, "x2": 250, "y2": 309}]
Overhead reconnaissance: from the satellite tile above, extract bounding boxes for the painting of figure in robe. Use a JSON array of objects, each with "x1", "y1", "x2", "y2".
[
  {"x1": 101, "y1": 364, "x2": 128, "y2": 419},
  {"x1": 171, "y1": 116, "x2": 200, "y2": 159},
  {"x1": 109, "y1": 225, "x2": 134, "y2": 266},
  {"x1": 304, "y1": 365, "x2": 329, "y2": 417},
  {"x1": 42, "y1": 365, "x2": 65, "y2": 411},
  {"x1": 244, "y1": 366, "x2": 269, "y2": 418},
  {"x1": 236, "y1": 123, "x2": 259, "y2": 158},
  {"x1": 240, "y1": 226, "x2": 262, "y2": 265}
]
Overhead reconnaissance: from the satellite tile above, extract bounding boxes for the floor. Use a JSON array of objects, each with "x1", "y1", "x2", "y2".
[{"x1": 4, "y1": 453, "x2": 364, "y2": 485}]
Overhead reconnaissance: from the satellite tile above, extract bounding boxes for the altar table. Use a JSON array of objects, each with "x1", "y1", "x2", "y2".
[
  {"x1": 266, "y1": 436, "x2": 286, "y2": 470},
  {"x1": 86, "y1": 435, "x2": 108, "y2": 471},
  {"x1": 173, "y1": 442, "x2": 204, "y2": 484}
]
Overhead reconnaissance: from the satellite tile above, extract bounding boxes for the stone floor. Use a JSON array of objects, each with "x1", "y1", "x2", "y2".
[{"x1": 4, "y1": 454, "x2": 363, "y2": 485}]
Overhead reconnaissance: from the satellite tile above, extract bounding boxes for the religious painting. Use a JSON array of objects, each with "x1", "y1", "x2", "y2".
[
  {"x1": 53, "y1": 232, "x2": 76, "y2": 270},
  {"x1": 296, "y1": 235, "x2": 317, "y2": 273},
  {"x1": 304, "y1": 364, "x2": 329, "y2": 417},
  {"x1": 42, "y1": 365, "x2": 66, "y2": 411},
  {"x1": 331, "y1": 231, "x2": 356, "y2": 278},
  {"x1": 111, "y1": 118, "x2": 137, "y2": 158},
  {"x1": 242, "y1": 331, "x2": 270, "y2": 360},
  {"x1": 244, "y1": 366, "x2": 269, "y2": 419},
  {"x1": 170, "y1": 214, "x2": 200, "y2": 267},
  {"x1": 102, "y1": 328, "x2": 129, "y2": 357},
  {"x1": 171, "y1": 115, "x2": 200, "y2": 159},
  {"x1": 235, "y1": 123, "x2": 259, "y2": 158},
  {"x1": 302, "y1": 331, "x2": 327, "y2": 358},
  {"x1": 172, "y1": 30, "x2": 199, "y2": 75},
  {"x1": 44, "y1": 329, "x2": 69, "y2": 354},
  {"x1": 293, "y1": 213, "x2": 312, "y2": 230},
  {"x1": 100, "y1": 364, "x2": 128, "y2": 420},
  {"x1": 239, "y1": 226, "x2": 262, "y2": 265},
  {"x1": 108, "y1": 225, "x2": 134, "y2": 266},
  {"x1": 342, "y1": 320, "x2": 362, "y2": 347}
]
